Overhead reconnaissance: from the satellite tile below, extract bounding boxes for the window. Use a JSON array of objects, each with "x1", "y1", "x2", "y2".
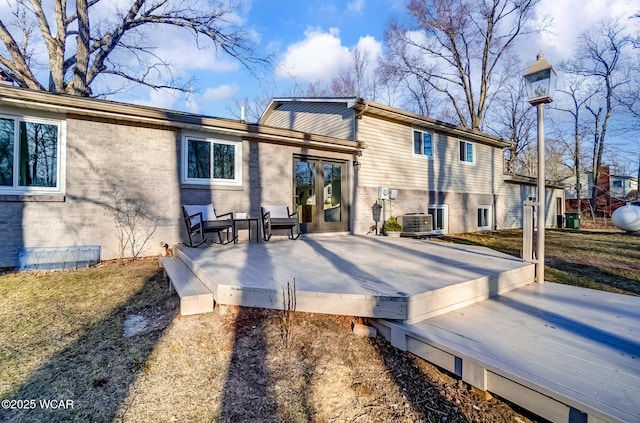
[
  {"x1": 182, "y1": 134, "x2": 241, "y2": 185},
  {"x1": 413, "y1": 130, "x2": 433, "y2": 157},
  {"x1": 477, "y1": 206, "x2": 492, "y2": 230},
  {"x1": 0, "y1": 114, "x2": 64, "y2": 194},
  {"x1": 427, "y1": 205, "x2": 448, "y2": 234},
  {"x1": 459, "y1": 140, "x2": 474, "y2": 163},
  {"x1": 612, "y1": 180, "x2": 622, "y2": 188}
]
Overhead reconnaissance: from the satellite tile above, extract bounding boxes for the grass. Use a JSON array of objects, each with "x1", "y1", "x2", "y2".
[
  {"x1": 441, "y1": 229, "x2": 640, "y2": 296},
  {"x1": 0, "y1": 260, "x2": 177, "y2": 422}
]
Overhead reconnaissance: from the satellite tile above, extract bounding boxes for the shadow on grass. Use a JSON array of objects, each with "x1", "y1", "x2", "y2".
[
  {"x1": 546, "y1": 262, "x2": 640, "y2": 296},
  {"x1": 219, "y1": 308, "x2": 279, "y2": 422},
  {"x1": 0, "y1": 268, "x2": 178, "y2": 423}
]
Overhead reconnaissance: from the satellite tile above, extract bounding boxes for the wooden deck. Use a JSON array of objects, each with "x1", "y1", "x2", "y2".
[
  {"x1": 372, "y1": 282, "x2": 640, "y2": 423},
  {"x1": 161, "y1": 234, "x2": 640, "y2": 422},
  {"x1": 171, "y1": 235, "x2": 534, "y2": 320}
]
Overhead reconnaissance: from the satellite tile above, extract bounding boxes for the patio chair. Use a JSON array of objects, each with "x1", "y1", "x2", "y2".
[
  {"x1": 261, "y1": 205, "x2": 300, "y2": 241},
  {"x1": 182, "y1": 204, "x2": 236, "y2": 247}
]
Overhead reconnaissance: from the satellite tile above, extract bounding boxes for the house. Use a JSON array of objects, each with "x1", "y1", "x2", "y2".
[
  {"x1": 0, "y1": 87, "x2": 564, "y2": 268},
  {"x1": 561, "y1": 165, "x2": 638, "y2": 216},
  {"x1": 0, "y1": 86, "x2": 360, "y2": 268},
  {"x1": 260, "y1": 98, "x2": 565, "y2": 235}
]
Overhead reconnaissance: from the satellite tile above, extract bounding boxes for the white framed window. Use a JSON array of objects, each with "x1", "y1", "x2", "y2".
[
  {"x1": 427, "y1": 204, "x2": 448, "y2": 234},
  {"x1": 413, "y1": 129, "x2": 433, "y2": 158},
  {"x1": 477, "y1": 205, "x2": 492, "y2": 231},
  {"x1": 459, "y1": 140, "x2": 474, "y2": 164},
  {"x1": 0, "y1": 113, "x2": 65, "y2": 195},
  {"x1": 182, "y1": 134, "x2": 242, "y2": 186}
]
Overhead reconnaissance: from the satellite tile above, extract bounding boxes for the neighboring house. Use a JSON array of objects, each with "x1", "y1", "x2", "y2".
[
  {"x1": 561, "y1": 165, "x2": 638, "y2": 216},
  {"x1": 260, "y1": 97, "x2": 564, "y2": 235},
  {"x1": 0, "y1": 87, "x2": 564, "y2": 268}
]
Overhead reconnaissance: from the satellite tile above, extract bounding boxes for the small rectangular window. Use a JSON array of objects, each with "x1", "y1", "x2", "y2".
[
  {"x1": 612, "y1": 180, "x2": 622, "y2": 188},
  {"x1": 183, "y1": 135, "x2": 241, "y2": 185},
  {"x1": 459, "y1": 140, "x2": 474, "y2": 163},
  {"x1": 413, "y1": 130, "x2": 433, "y2": 158},
  {"x1": 477, "y1": 206, "x2": 491, "y2": 230}
]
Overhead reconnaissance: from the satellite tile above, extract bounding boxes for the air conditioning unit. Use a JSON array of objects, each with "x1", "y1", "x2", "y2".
[
  {"x1": 401, "y1": 214, "x2": 433, "y2": 235},
  {"x1": 378, "y1": 186, "x2": 390, "y2": 200}
]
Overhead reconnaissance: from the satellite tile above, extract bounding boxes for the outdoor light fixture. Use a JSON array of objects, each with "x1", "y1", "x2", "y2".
[
  {"x1": 523, "y1": 53, "x2": 557, "y2": 105},
  {"x1": 523, "y1": 53, "x2": 557, "y2": 284},
  {"x1": 353, "y1": 160, "x2": 361, "y2": 171}
]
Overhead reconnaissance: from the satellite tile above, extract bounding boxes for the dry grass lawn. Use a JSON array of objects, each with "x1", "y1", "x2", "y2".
[
  {"x1": 442, "y1": 229, "x2": 640, "y2": 296},
  {"x1": 0, "y1": 259, "x2": 535, "y2": 423}
]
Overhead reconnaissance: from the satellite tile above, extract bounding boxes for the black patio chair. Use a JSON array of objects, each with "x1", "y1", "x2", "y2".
[
  {"x1": 182, "y1": 204, "x2": 236, "y2": 247},
  {"x1": 261, "y1": 205, "x2": 300, "y2": 241}
]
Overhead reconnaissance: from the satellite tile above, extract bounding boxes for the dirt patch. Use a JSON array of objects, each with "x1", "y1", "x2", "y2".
[{"x1": 115, "y1": 306, "x2": 539, "y2": 423}]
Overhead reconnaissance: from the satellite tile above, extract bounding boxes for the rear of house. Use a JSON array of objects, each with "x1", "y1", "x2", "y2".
[
  {"x1": 261, "y1": 98, "x2": 564, "y2": 235},
  {"x1": 0, "y1": 87, "x2": 563, "y2": 268}
]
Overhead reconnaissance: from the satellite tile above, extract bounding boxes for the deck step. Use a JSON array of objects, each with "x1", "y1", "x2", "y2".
[{"x1": 160, "y1": 256, "x2": 214, "y2": 316}]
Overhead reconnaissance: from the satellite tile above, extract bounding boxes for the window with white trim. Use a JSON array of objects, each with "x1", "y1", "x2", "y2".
[
  {"x1": 0, "y1": 114, "x2": 64, "y2": 195},
  {"x1": 413, "y1": 129, "x2": 433, "y2": 158},
  {"x1": 477, "y1": 206, "x2": 492, "y2": 230},
  {"x1": 427, "y1": 205, "x2": 448, "y2": 234},
  {"x1": 459, "y1": 140, "x2": 474, "y2": 163},
  {"x1": 182, "y1": 134, "x2": 242, "y2": 185}
]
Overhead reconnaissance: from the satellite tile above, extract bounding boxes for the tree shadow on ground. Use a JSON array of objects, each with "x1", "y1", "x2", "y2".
[
  {"x1": 0, "y1": 268, "x2": 177, "y2": 423},
  {"x1": 219, "y1": 307, "x2": 280, "y2": 422},
  {"x1": 371, "y1": 335, "x2": 469, "y2": 422}
]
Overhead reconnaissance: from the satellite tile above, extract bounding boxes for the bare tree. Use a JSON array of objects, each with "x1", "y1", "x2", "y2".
[
  {"x1": 554, "y1": 73, "x2": 598, "y2": 215},
  {"x1": 0, "y1": 0, "x2": 266, "y2": 96},
  {"x1": 563, "y1": 20, "x2": 631, "y2": 215},
  {"x1": 485, "y1": 62, "x2": 535, "y2": 176},
  {"x1": 382, "y1": 0, "x2": 539, "y2": 130}
]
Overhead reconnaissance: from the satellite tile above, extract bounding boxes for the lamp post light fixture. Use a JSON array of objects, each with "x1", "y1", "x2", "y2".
[{"x1": 523, "y1": 53, "x2": 557, "y2": 284}]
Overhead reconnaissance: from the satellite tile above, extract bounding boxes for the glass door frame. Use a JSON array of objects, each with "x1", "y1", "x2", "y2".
[{"x1": 293, "y1": 156, "x2": 348, "y2": 233}]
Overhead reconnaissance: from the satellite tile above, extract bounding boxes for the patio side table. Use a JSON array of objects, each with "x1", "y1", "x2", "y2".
[{"x1": 233, "y1": 216, "x2": 260, "y2": 243}]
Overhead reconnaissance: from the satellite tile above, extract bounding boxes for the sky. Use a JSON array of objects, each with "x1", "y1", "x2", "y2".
[
  {"x1": 0, "y1": 0, "x2": 638, "y2": 170},
  {"x1": 109, "y1": 0, "x2": 639, "y2": 121}
]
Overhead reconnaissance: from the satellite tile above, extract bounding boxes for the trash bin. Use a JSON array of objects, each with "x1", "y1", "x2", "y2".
[{"x1": 565, "y1": 213, "x2": 581, "y2": 229}]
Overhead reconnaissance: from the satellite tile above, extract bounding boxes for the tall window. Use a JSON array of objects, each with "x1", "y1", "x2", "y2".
[
  {"x1": 183, "y1": 135, "x2": 241, "y2": 185},
  {"x1": 477, "y1": 206, "x2": 491, "y2": 230},
  {"x1": 413, "y1": 130, "x2": 433, "y2": 157},
  {"x1": 459, "y1": 140, "x2": 474, "y2": 163},
  {"x1": 0, "y1": 115, "x2": 62, "y2": 194},
  {"x1": 427, "y1": 205, "x2": 448, "y2": 234}
]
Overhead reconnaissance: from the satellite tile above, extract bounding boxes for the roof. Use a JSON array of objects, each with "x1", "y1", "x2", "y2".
[
  {"x1": 261, "y1": 97, "x2": 512, "y2": 149},
  {"x1": 504, "y1": 174, "x2": 568, "y2": 190},
  {"x1": 0, "y1": 86, "x2": 363, "y2": 155}
]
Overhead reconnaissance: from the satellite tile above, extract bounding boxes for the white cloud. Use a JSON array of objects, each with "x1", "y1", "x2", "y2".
[
  {"x1": 201, "y1": 84, "x2": 240, "y2": 102},
  {"x1": 347, "y1": 0, "x2": 366, "y2": 14},
  {"x1": 128, "y1": 88, "x2": 182, "y2": 110},
  {"x1": 532, "y1": 0, "x2": 639, "y2": 63},
  {"x1": 275, "y1": 27, "x2": 385, "y2": 83}
]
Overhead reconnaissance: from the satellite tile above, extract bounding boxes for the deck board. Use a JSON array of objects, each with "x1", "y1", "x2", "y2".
[{"x1": 376, "y1": 282, "x2": 640, "y2": 423}]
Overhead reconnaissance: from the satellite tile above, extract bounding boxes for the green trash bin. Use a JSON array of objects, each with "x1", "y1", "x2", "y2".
[{"x1": 565, "y1": 213, "x2": 581, "y2": 229}]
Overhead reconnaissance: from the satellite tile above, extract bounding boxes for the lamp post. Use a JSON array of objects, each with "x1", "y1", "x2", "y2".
[{"x1": 523, "y1": 53, "x2": 557, "y2": 284}]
